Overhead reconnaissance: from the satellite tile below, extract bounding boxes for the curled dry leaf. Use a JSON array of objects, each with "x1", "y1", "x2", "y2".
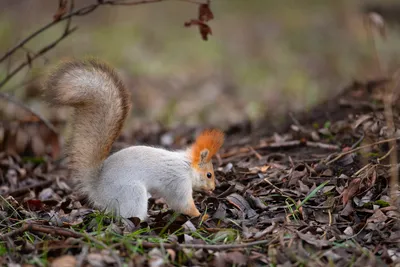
[
  {"x1": 184, "y1": 2, "x2": 214, "y2": 41},
  {"x1": 296, "y1": 231, "x2": 330, "y2": 248},
  {"x1": 342, "y1": 178, "x2": 361, "y2": 205},
  {"x1": 198, "y1": 3, "x2": 214, "y2": 22},
  {"x1": 198, "y1": 23, "x2": 212, "y2": 41},
  {"x1": 367, "y1": 209, "x2": 388, "y2": 224},
  {"x1": 184, "y1": 19, "x2": 212, "y2": 41},
  {"x1": 288, "y1": 165, "x2": 308, "y2": 186},
  {"x1": 226, "y1": 193, "x2": 257, "y2": 219}
]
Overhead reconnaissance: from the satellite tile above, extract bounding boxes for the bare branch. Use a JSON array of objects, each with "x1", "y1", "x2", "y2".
[
  {"x1": 0, "y1": 0, "x2": 208, "y2": 138},
  {"x1": 0, "y1": 0, "x2": 208, "y2": 90},
  {"x1": 0, "y1": 27, "x2": 78, "y2": 89},
  {"x1": 2, "y1": 222, "x2": 275, "y2": 251},
  {"x1": 0, "y1": 92, "x2": 58, "y2": 134},
  {"x1": 0, "y1": 0, "x2": 174, "y2": 65}
]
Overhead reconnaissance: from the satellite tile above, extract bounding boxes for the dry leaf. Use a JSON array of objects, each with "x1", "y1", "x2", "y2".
[
  {"x1": 50, "y1": 255, "x2": 76, "y2": 267},
  {"x1": 184, "y1": 19, "x2": 212, "y2": 41},
  {"x1": 342, "y1": 178, "x2": 361, "y2": 205},
  {"x1": 198, "y1": 3, "x2": 214, "y2": 22}
]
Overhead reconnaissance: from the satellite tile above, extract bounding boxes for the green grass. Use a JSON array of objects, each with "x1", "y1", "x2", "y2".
[
  {"x1": 0, "y1": 243, "x2": 7, "y2": 256},
  {"x1": 63, "y1": 209, "x2": 243, "y2": 260},
  {"x1": 286, "y1": 181, "x2": 329, "y2": 221}
]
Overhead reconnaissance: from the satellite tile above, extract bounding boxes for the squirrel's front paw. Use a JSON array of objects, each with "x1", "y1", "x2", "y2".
[
  {"x1": 184, "y1": 199, "x2": 201, "y2": 217},
  {"x1": 190, "y1": 209, "x2": 201, "y2": 217}
]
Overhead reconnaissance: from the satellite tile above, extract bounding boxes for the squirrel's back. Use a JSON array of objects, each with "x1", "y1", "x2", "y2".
[{"x1": 43, "y1": 59, "x2": 131, "y2": 191}]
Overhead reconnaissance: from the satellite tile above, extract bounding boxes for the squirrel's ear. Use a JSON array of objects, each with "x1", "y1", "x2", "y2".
[
  {"x1": 191, "y1": 129, "x2": 224, "y2": 166},
  {"x1": 199, "y1": 149, "x2": 210, "y2": 165}
]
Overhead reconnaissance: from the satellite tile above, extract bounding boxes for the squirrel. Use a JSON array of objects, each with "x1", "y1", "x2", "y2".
[{"x1": 43, "y1": 59, "x2": 224, "y2": 220}]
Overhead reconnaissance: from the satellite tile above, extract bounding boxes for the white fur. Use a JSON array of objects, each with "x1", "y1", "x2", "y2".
[{"x1": 86, "y1": 146, "x2": 197, "y2": 219}]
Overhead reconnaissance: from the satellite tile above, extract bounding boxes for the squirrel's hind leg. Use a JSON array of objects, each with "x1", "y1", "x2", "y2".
[{"x1": 108, "y1": 183, "x2": 148, "y2": 220}]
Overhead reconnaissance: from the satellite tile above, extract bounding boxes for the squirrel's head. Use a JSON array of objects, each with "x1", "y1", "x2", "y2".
[{"x1": 189, "y1": 129, "x2": 224, "y2": 193}]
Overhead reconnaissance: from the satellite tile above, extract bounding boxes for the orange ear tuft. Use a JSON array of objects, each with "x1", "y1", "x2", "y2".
[{"x1": 191, "y1": 129, "x2": 224, "y2": 166}]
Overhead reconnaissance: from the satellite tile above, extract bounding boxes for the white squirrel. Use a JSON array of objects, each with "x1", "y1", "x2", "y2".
[{"x1": 43, "y1": 59, "x2": 224, "y2": 220}]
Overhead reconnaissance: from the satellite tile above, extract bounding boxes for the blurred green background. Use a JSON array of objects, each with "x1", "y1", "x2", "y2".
[{"x1": 1, "y1": 0, "x2": 400, "y2": 131}]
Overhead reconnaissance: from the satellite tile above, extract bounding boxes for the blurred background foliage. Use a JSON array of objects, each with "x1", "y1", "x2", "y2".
[{"x1": 1, "y1": 0, "x2": 400, "y2": 131}]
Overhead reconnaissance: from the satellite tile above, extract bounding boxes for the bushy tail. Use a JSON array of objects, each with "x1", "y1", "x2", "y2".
[{"x1": 43, "y1": 59, "x2": 131, "y2": 185}]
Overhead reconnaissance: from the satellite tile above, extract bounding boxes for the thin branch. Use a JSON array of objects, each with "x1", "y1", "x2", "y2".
[
  {"x1": 137, "y1": 238, "x2": 275, "y2": 250},
  {"x1": 1, "y1": 222, "x2": 275, "y2": 252},
  {"x1": 221, "y1": 140, "x2": 339, "y2": 162},
  {"x1": 0, "y1": 92, "x2": 58, "y2": 134},
  {"x1": 0, "y1": 0, "x2": 169, "y2": 65},
  {"x1": 5, "y1": 180, "x2": 53, "y2": 198},
  {"x1": 326, "y1": 136, "x2": 400, "y2": 165},
  {"x1": 64, "y1": 0, "x2": 75, "y2": 35},
  {"x1": 0, "y1": 0, "x2": 207, "y2": 154},
  {"x1": 1, "y1": 223, "x2": 80, "y2": 240},
  {"x1": 0, "y1": 3, "x2": 95, "y2": 64},
  {"x1": 0, "y1": 26, "x2": 78, "y2": 89},
  {"x1": 2, "y1": 223, "x2": 122, "y2": 267},
  {"x1": 0, "y1": 0, "x2": 205, "y2": 90}
]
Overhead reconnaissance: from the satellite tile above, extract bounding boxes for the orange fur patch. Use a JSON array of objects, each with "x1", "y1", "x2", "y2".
[{"x1": 191, "y1": 129, "x2": 224, "y2": 166}]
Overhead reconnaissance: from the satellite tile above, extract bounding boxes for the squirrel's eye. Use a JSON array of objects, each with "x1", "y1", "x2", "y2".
[{"x1": 206, "y1": 172, "x2": 212, "y2": 179}]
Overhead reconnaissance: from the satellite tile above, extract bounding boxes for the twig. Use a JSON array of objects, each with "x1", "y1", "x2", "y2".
[
  {"x1": 2, "y1": 221, "x2": 274, "y2": 263},
  {"x1": 0, "y1": 0, "x2": 166, "y2": 64},
  {"x1": 64, "y1": 0, "x2": 75, "y2": 35},
  {"x1": 0, "y1": 0, "x2": 191, "y2": 136},
  {"x1": 0, "y1": 92, "x2": 58, "y2": 134},
  {"x1": 351, "y1": 133, "x2": 365, "y2": 150},
  {"x1": 1, "y1": 0, "x2": 200, "y2": 89},
  {"x1": 2, "y1": 223, "x2": 122, "y2": 267},
  {"x1": 5, "y1": 180, "x2": 53, "y2": 197},
  {"x1": 135, "y1": 238, "x2": 274, "y2": 250},
  {"x1": 326, "y1": 136, "x2": 400, "y2": 165},
  {"x1": 1, "y1": 223, "x2": 80, "y2": 240},
  {"x1": 352, "y1": 163, "x2": 372, "y2": 177},
  {"x1": 0, "y1": 26, "x2": 78, "y2": 88},
  {"x1": 302, "y1": 204, "x2": 334, "y2": 210},
  {"x1": 247, "y1": 145, "x2": 262, "y2": 160},
  {"x1": 257, "y1": 140, "x2": 339, "y2": 151},
  {"x1": 222, "y1": 140, "x2": 339, "y2": 160},
  {"x1": 306, "y1": 141, "x2": 340, "y2": 151},
  {"x1": 325, "y1": 134, "x2": 364, "y2": 162},
  {"x1": 263, "y1": 178, "x2": 287, "y2": 196},
  {"x1": 378, "y1": 146, "x2": 395, "y2": 163}
]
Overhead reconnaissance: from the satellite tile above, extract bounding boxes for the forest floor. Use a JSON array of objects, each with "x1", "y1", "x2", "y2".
[{"x1": 0, "y1": 79, "x2": 399, "y2": 266}]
